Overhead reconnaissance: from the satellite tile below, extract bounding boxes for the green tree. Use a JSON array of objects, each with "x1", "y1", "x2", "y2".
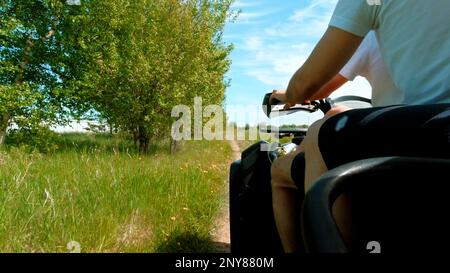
[
  {"x1": 0, "y1": 0, "x2": 83, "y2": 145},
  {"x1": 73, "y1": 0, "x2": 234, "y2": 153},
  {"x1": 1, "y1": 0, "x2": 235, "y2": 152}
]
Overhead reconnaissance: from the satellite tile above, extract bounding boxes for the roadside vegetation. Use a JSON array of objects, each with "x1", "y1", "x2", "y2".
[
  {"x1": 0, "y1": 134, "x2": 231, "y2": 253},
  {"x1": 0, "y1": 0, "x2": 237, "y2": 253},
  {"x1": 1, "y1": 0, "x2": 235, "y2": 153}
]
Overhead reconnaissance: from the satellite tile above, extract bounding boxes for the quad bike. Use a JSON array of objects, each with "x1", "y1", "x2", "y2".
[{"x1": 229, "y1": 93, "x2": 450, "y2": 253}]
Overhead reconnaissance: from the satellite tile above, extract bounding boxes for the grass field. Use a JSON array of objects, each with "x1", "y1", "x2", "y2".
[{"x1": 0, "y1": 134, "x2": 232, "y2": 253}]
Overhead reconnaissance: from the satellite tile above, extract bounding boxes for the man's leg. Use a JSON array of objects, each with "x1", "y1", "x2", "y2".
[
  {"x1": 303, "y1": 119, "x2": 329, "y2": 192},
  {"x1": 303, "y1": 104, "x2": 352, "y2": 190},
  {"x1": 302, "y1": 104, "x2": 450, "y2": 245},
  {"x1": 302, "y1": 105, "x2": 355, "y2": 244},
  {"x1": 302, "y1": 116, "x2": 353, "y2": 244},
  {"x1": 271, "y1": 105, "x2": 350, "y2": 252},
  {"x1": 270, "y1": 148, "x2": 303, "y2": 253}
]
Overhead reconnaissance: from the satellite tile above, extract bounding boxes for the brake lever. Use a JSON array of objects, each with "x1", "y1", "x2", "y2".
[
  {"x1": 310, "y1": 98, "x2": 333, "y2": 114},
  {"x1": 262, "y1": 92, "x2": 319, "y2": 117}
]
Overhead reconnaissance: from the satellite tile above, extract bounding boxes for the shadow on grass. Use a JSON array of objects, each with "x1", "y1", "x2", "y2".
[{"x1": 155, "y1": 231, "x2": 229, "y2": 253}]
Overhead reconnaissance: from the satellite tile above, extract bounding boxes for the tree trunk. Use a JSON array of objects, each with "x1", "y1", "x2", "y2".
[
  {"x1": 109, "y1": 121, "x2": 113, "y2": 136},
  {"x1": 0, "y1": 129, "x2": 6, "y2": 146},
  {"x1": 138, "y1": 125, "x2": 150, "y2": 154},
  {"x1": 133, "y1": 130, "x2": 138, "y2": 150},
  {"x1": 0, "y1": 113, "x2": 11, "y2": 146},
  {"x1": 130, "y1": 125, "x2": 138, "y2": 150},
  {"x1": 139, "y1": 137, "x2": 149, "y2": 154}
]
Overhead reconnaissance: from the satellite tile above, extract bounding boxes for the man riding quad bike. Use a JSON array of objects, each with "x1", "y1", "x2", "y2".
[
  {"x1": 229, "y1": 94, "x2": 450, "y2": 253},
  {"x1": 229, "y1": 0, "x2": 450, "y2": 253}
]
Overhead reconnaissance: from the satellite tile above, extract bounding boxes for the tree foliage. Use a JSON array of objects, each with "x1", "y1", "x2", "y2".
[
  {"x1": 1, "y1": 0, "x2": 234, "y2": 153},
  {"x1": 0, "y1": 0, "x2": 85, "y2": 145},
  {"x1": 72, "y1": 0, "x2": 234, "y2": 152}
]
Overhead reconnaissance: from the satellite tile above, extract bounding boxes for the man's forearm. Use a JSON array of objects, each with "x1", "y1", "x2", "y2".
[
  {"x1": 286, "y1": 27, "x2": 363, "y2": 104},
  {"x1": 310, "y1": 74, "x2": 349, "y2": 100},
  {"x1": 286, "y1": 67, "x2": 321, "y2": 104}
]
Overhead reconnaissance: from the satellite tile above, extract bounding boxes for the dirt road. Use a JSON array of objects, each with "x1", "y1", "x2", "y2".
[{"x1": 210, "y1": 140, "x2": 241, "y2": 253}]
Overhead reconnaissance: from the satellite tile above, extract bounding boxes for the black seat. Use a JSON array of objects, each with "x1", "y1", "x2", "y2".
[{"x1": 301, "y1": 157, "x2": 450, "y2": 253}]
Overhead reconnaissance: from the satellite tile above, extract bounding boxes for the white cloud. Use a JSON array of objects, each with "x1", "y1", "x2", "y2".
[
  {"x1": 289, "y1": 0, "x2": 337, "y2": 22},
  {"x1": 243, "y1": 36, "x2": 263, "y2": 51},
  {"x1": 235, "y1": 10, "x2": 275, "y2": 25},
  {"x1": 238, "y1": 11, "x2": 266, "y2": 21},
  {"x1": 245, "y1": 70, "x2": 289, "y2": 87},
  {"x1": 265, "y1": 0, "x2": 336, "y2": 38},
  {"x1": 231, "y1": 0, "x2": 340, "y2": 87},
  {"x1": 231, "y1": 0, "x2": 259, "y2": 9},
  {"x1": 231, "y1": 1, "x2": 279, "y2": 25},
  {"x1": 237, "y1": 36, "x2": 314, "y2": 87}
]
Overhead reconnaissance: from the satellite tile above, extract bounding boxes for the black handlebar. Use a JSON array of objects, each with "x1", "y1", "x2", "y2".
[
  {"x1": 262, "y1": 93, "x2": 279, "y2": 117},
  {"x1": 262, "y1": 93, "x2": 319, "y2": 117},
  {"x1": 262, "y1": 92, "x2": 372, "y2": 118}
]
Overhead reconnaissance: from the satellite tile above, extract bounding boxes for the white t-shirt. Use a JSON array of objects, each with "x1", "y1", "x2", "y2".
[
  {"x1": 330, "y1": 0, "x2": 450, "y2": 105},
  {"x1": 340, "y1": 31, "x2": 403, "y2": 107}
]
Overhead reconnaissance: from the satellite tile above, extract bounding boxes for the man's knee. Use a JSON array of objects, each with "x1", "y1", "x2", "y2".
[
  {"x1": 303, "y1": 117, "x2": 336, "y2": 191},
  {"x1": 303, "y1": 119, "x2": 326, "y2": 151},
  {"x1": 303, "y1": 104, "x2": 348, "y2": 149},
  {"x1": 271, "y1": 154, "x2": 297, "y2": 189},
  {"x1": 270, "y1": 156, "x2": 288, "y2": 181},
  {"x1": 326, "y1": 105, "x2": 351, "y2": 117}
]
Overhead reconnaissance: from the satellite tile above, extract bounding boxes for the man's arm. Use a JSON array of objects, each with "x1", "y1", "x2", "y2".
[
  {"x1": 285, "y1": 27, "x2": 363, "y2": 106},
  {"x1": 310, "y1": 74, "x2": 348, "y2": 100},
  {"x1": 271, "y1": 73, "x2": 348, "y2": 103}
]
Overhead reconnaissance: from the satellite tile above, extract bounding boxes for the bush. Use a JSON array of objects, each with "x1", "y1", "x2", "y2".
[{"x1": 6, "y1": 125, "x2": 59, "y2": 153}]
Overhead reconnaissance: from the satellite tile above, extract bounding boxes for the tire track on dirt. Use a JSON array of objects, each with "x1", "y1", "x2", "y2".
[{"x1": 210, "y1": 140, "x2": 240, "y2": 253}]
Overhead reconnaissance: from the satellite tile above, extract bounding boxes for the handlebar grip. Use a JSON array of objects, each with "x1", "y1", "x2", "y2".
[
  {"x1": 262, "y1": 92, "x2": 284, "y2": 117},
  {"x1": 269, "y1": 97, "x2": 281, "y2": 106}
]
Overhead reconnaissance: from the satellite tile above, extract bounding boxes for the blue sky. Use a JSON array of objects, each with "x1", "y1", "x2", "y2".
[{"x1": 223, "y1": 0, "x2": 371, "y2": 126}]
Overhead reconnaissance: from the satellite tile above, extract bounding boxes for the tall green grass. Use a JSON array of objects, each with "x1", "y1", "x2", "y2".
[{"x1": 0, "y1": 134, "x2": 231, "y2": 253}]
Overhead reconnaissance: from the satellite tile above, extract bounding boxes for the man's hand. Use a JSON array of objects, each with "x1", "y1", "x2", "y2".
[{"x1": 271, "y1": 90, "x2": 296, "y2": 109}]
